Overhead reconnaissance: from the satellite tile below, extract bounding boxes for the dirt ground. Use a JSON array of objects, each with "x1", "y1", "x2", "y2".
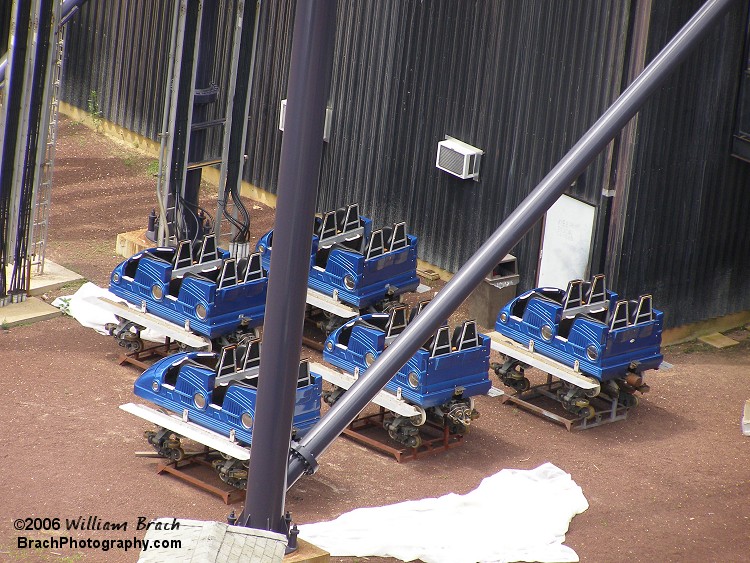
[{"x1": 1, "y1": 117, "x2": 749, "y2": 562}]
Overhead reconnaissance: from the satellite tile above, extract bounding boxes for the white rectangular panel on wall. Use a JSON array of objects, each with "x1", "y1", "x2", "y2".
[{"x1": 537, "y1": 194, "x2": 596, "y2": 288}]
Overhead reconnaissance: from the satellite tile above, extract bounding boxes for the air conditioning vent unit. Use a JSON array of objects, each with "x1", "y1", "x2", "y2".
[
  {"x1": 279, "y1": 98, "x2": 333, "y2": 142},
  {"x1": 436, "y1": 137, "x2": 483, "y2": 180}
]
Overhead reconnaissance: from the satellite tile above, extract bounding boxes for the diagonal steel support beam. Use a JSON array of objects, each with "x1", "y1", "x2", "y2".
[{"x1": 286, "y1": 0, "x2": 738, "y2": 487}]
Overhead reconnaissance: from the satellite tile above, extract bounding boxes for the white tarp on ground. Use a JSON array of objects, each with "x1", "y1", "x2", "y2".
[
  {"x1": 298, "y1": 463, "x2": 588, "y2": 563},
  {"x1": 52, "y1": 282, "x2": 165, "y2": 342}
]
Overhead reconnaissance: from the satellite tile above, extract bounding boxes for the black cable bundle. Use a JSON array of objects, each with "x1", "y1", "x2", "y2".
[
  {"x1": 221, "y1": 177, "x2": 250, "y2": 244},
  {"x1": 174, "y1": 189, "x2": 215, "y2": 245},
  {"x1": 0, "y1": 2, "x2": 31, "y2": 302}
]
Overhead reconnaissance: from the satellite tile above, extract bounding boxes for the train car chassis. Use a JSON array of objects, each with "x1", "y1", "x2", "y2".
[
  {"x1": 499, "y1": 375, "x2": 631, "y2": 431},
  {"x1": 487, "y1": 330, "x2": 643, "y2": 430},
  {"x1": 120, "y1": 402, "x2": 251, "y2": 495},
  {"x1": 342, "y1": 406, "x2": 464, "y2": 462},
  {"x1": 117, "y1": 337, "x2": 181, "y2": 370}
]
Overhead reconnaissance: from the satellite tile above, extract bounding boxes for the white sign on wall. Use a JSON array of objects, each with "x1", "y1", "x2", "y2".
[{"x1": 537, "y1": 194, "x2": 596, "y2": 288}]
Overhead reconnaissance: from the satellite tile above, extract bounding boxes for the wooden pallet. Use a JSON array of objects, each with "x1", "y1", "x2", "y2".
[
  {"x1": 156, "y1": 454, "x2": 244, "y2": 505},
  {"x1": 499, "y1": 375, "x2": 631, "y2": 431},
  {"x1": 119, "y1": 339, "x2": 179, "y2": 370},
  {"x1": 115, "y1": 228, "x2": 152, "y2": 258},
  {"x1": 343, "y1": 409, "x2": 463, "y2": 462}
]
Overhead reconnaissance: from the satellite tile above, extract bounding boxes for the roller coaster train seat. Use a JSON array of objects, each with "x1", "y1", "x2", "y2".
[
  {"x1": 494, "y1": 274, "x2": 663, "y2": 382},
  {"x1": 109, "y1": 235, "x2": 269, "y2": 339},
  {"x1": 324, "y1": 303, "x2": 492, "y2": 410},
  {"x1": 133, "y1": 338, "x2": 322, "y2": 447},
  {"x1": 256, "y1": 203, "x2": 420, "y2": 309}
]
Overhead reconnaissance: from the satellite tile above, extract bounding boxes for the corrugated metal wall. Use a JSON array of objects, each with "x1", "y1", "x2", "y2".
[
  {"x1": 61, "y1": 0, "x2": 240, "y2": 148},
  {"x1": 60, "y1": 1, "x2": 631, "y2": 281},
  {"x1": 608, "y1": 0, "x2": 750, "y2": 327},
  {"x1": 54, "y1": 0, "x2": 750, "y2": 327},
  {"x1": 242, "y1": 0, "x2": 295, "y2": 192},
  {"x1": 319, "y1": 1, "x2": 631, "y2": 281},
  {"x1": 62, "y1": 0, "x2": 175, "y2": 138},
  {"x1": 0, "y1": 2, "x2": 10, "y2": 54}
]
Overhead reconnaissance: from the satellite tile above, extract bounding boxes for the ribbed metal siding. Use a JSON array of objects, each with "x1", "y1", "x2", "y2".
[
  {"x1": 0, "y1": 2, "x2": 10, "y2": 54},
  {"x1": 318, "y1": 0, "x2": 631, "y2": 285},
  {"x1": 59, "y1": 0, "x2": 632, "y2": 288},
  {"x1": 61, "y1": 0, "x2": 240, "y2": 145},
  {"x1": 609, "y1": 0, "x2": 750, "y2": 327},
  {"x1": 242, "y1": 0, "x2": 295, "y2": 192},
  {"x1": 61, "y1": 1, "x2": 750, "y2": 328},
  {"x1": 61, "y1": 0, "x2": 174, "y2": 139}
]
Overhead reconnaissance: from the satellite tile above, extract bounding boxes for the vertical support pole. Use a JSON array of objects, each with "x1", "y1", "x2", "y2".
[
  {"x1": 2, "y1": 0, "x2": 39, "y2": 273},
  {"x1": 159, "y1": 0, "x2": 203, "y2": 245},
  {"x1": 0, "y1": 0, "x2": 59, "y2": 301},
  {"x1": 240, "y1": 0, "x2": 337, "y2": 535},
  {"x1": 158, "y1": 0, "x2": 221, "y2": 245},
  {"x1": 28, "y1": 0, "x2": 63, "y2": 276},
  {"x1": 285, "y1": 0, "x2": 737, "y2": 488},
  {"x1": 0, "y1": 0, "x2": 92, "y2": 87},
  {"x1": 156, "y1": 0, "x2": 185, "y2": 245},
  {"x1": 182, "y1": 0, "x2": 219, "y2": 240},
  {"x1": 215, "y1": 0, "x2": 260, "y2": 253}
]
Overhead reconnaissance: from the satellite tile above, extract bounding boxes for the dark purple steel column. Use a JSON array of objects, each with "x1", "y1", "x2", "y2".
[
  {"x1": 182, "y1": 0, "x2": 220, "y2": 240},
  {"x1": 241, "y1": 0, "x2": 337, "y2": 533},
  {"x1": 285, "y1": 0, "x2": 737, "y2": 487},
  {"x1": 0, "y1": 0, "x2": 91, "y2": 86}
]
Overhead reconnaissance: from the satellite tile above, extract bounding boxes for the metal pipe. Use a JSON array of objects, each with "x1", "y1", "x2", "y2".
[
  {"x1": 241, "y1": 0, "x2": 337, "y2": 534},
  {"x1": 215, "y1": 0, "x2": 260, "y2": 247},
  {"x1": 287, "y1": 0, "x2": 737, "y2": 486},
  {"x1": 0, "y1": 0, "x2": 89, "y2": 85},
  {"x1": 182, "y1": 0, "x2": 219, "y2": 241},
  {"x1": 155, "y1": 0, "x2": 183, "y2": 244}
]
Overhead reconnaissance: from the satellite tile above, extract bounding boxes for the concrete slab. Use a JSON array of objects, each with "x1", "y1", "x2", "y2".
[
  {"x1": 28, "y1": 260, "x2": 84, "y2": 296},
  {"x1": 697, "y1": 332, "x2": 740, "y2": 349},
  {"x1": 138, "y1": 518, "x2": 288, "y2": 563},
  {"x1": 0, "y1": 297, "x2": 61, "y2": 327}
]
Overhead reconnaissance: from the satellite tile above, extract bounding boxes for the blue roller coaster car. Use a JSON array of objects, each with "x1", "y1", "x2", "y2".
[
  {"x1": 131, "y1": 338, "x2": 321, "y2": 488},
  {"x1": 323, "y1": 303, "x2": 491, "y2": 446},
  {"x1": 256, "y1": 203, "x2": 420, "y2": 311},
  {"x1": 109, "y1": 235, "x2": 267, "y2": 342},
  {"x1": 494, "y1": 275, "x2": 663, "y2": 388},
  {"x1": 134, "y1": 338, "x2": 322, "y2": 448}
]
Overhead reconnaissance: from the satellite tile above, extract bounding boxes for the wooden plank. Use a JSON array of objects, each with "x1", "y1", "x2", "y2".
[
  {"x1": 698, "y1": 332, "x2": 740, "y2": 349},
  {"x1": 284, "y1": 539, "x2": 330, "y2": 563},
  {"x1": 311, "y1": 362, "x2": 422, "y2": 418},
  {"x1": 96, "y1": 296, "x2": 211, "y2": 349},
  {"x1": 306, "y1": 288, "x2": 359, "y2": 318},
  {"x1": 120, "y1": 403, "x2": 251, "y2": 460},
  {"x1": 115, "y1": 228, "x2": 152, "y2": 258},
  {"x1": 487, "y1": 330, "x2": 600, "y2": 392},
  {"x1": 417, "y1": 268, "x2": 439, "y2": 281}
]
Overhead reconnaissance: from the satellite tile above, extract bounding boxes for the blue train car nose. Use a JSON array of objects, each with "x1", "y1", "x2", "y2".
[{"x1": 107, "y1": 234, "x2": 268, "y2": 349}]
